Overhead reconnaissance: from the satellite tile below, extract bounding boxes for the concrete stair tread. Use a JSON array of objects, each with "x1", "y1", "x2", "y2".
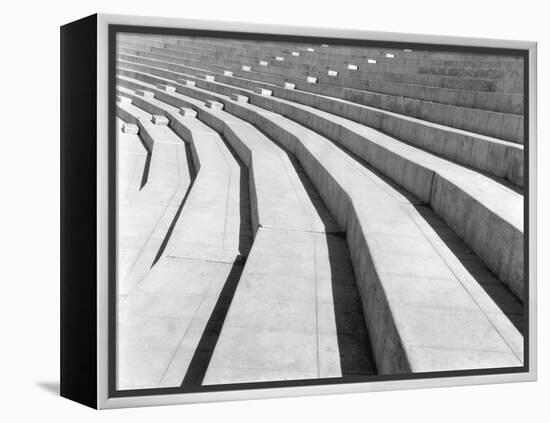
[
  {"x1": 115, "y1": 34, "x2": 525, "y2": 383},
  {"x1": 116, "y1": 55, "x2": 525, "y2": 189}
]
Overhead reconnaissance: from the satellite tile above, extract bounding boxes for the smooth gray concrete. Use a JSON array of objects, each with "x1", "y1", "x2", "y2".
[
  {"x1": 115, "y1": 61, "x2": 525, "y2": 300},
  {"x1": 118, "y1": 33, "x2": 522, "y2": 65},
  {"x1": 116, "y1": 75, "x2": 377, "y2": 384},
  {"x1": 118, "y1": 43, "x2": 524, "y2": 116},
  {"x1": 204, "y1": 228, "x2": 376, "y2": 384},
  {"x1": 115, "y1": 51, "x2": 526, "y2": 182},
  {"x1": 115, "y1": 70, "x2": 523, "y2": 374},
  {"x1": 115, "y1": 89, "x2": 254, "y2": 389},
  {"x1": 171, "y1": 36, "x2": 523, "y2": 71},
  {"x1": 116, "y1": 53, "x2": 525, "y2": 187},
  {"x1": 123, "y1": 42, "x2": 522, "y2": 93},
  {"x1": 138, "y1": 38, "x2": 524, "y2": 92}
]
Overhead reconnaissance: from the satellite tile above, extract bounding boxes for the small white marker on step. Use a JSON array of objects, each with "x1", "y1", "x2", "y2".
[{"x1": 179, "y1": 107, "x2": 197, "y2": 117}]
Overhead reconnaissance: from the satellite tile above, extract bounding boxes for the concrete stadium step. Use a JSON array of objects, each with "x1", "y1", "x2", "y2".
[
  {"x1": 163, "y1": 38, "x2": 524, "y2": 81},
  {"x1": 115, "y1": 116, "x2": 151, "y2": 282},
  {"x1": 115, "y1": 100, "x2": 193, "y2": 292},
  {"x1": 114, "y1": 72, "x2": 523, "y2": 374},
  {"x1": 195, "y1": 71, "x2": 525, "y2": 300},
  {"x1": 116, "y1": 93, "x2": 255, "y2": 389},
  {"x1": 116, "y1": 77, "x2": 378, "y2": 382},
  {"x1": 183, "y1": 96, "x2": 378, "y2": 384},
  {"x1": 168, "y1": 42, "x2": 523, "y2": 79},
  {"x1": 120, "y1": 79, "x2": 342, "y2": 236},
  {"x1": 117, "y1": 85, "x2": 253, "y2": 262},
  {"x1": 115, "y1": 63, "x2": 525, "y2": 302},
  {"x1": 119, "y1": 33, "x2": 521, "y2": 63},
  {"x1": 119, "y1": 44, "x2": 522, "y2": 115},
  {"x1": 203, "y1": 228, "x2": 377, "y2": 384},
  {"x1": 123, "y1": 40, "x2": 524, "y2": 99},
  {"x1": 119, "y1": 41, "x2": 523, "y2": 94},
  {"x1": 117, "y1": 51, "x2": 524, "y2": 187},
  {"x1": 117, "y1": 50, "x2": 524, "y2": 143},
  {"x1": 172, "y1": 37, "x2": 524, "y2": 73},
  {"x1": 120, "y1": 34, "x2": 522, "y2": 73}
]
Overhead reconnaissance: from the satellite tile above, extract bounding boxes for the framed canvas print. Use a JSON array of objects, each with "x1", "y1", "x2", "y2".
[{"x1": 60, "y1": 13, "x2": 537, "y2": 409}]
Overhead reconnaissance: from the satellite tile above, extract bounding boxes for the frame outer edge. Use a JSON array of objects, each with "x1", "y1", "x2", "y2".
[{"x1": 95, "y1": 13, "x2": 538, "y2": 409}]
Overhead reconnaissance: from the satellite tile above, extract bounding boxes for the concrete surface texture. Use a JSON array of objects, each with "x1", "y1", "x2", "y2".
[{"x1": 114, "y1": 33, "x2": 525, "y2": 390}]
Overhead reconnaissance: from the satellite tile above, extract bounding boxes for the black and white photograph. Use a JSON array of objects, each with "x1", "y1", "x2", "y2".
[
  {"x1": 111, "y1": 28, "x2": 529, "y2": 394},
  {"x1": 3, "y1": 0, "x2": 549, "y2": 419}
]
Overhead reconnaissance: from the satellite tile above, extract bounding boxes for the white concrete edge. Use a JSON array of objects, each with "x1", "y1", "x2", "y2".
[{"x1": 95, "y1": 13, "x2": 537, "y2": 409}]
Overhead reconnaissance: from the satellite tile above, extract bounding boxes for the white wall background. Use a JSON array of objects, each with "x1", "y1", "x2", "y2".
[{"x1": 0, "y1": 0, "x2": 547, "y2": 421}]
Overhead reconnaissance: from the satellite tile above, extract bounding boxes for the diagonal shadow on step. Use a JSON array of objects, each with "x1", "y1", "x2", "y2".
[
  {"x1": 325, "y1": 233, "x2": 378, "y2": 378},
  {"x1": 151, "y1": 140, "x2": 197, "y2": 266},
  {"x1": 413, "y1": 204, "x2": 524, "y2": 333},
  {"x1": 139, "y1": 149, "x2": 152, "y2": 190},
  {"x1": 180, "y1": 257, "x2": 245, "y2": 387}
]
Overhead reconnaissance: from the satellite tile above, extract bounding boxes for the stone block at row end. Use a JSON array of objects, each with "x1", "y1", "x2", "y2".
[
  {"x1": 385, "y1": 53, "x2": 396, "y2": 58},
  {"x1": 307, "y1": 47, "x2": 315, "y2": 52},
  {"x1": 179, "y1": 107, "x2": 197, "y2": 117},
  {"x1": 284, "y1": 82, "x2": 296, "y2": 90},
  {"x1": 122, "y1": 123, "x2": 139, "y2": 134},
  {"x1": 367, "y1": 59, "x2": 377, "y2": 64},
  {"x1": 327, "y1": 70, "x2": 339, "y2": 77},
  {"x1": 347, "y1": 64, "x2": 358, "y2": 70},
  {"x1": 152, "y1": 115, "x2": 169, "y2": 125},
  {"x1": 199, "y1": 74, "x2": 216, "y2": 82},
  {"x1": 116, "y1": 95, "x2": 132, "y2": 104},
  {"x1": 223, "y1": 70, "x2": 233, "y2": 76},
  {"x1": 254, "y1": 88, "x2": 273, "y2": 96},
  {"x1": 206, "y1": 100, "x2": 224, "y2": 110},
  {"x1": 180, "y1": 79, "x2": 196, "y2": 87},
  {"x1": 156, "y1": 84, "x2": 176, "y2": 93},
  {"x1": 231, "y1": 94, "x2": 249, "y2": 103},
  {"x1": 242, "y1": 65, "x2": 251, "y2": 71},
  {"x1": 135, "y1": 89, "x2": 154, "y2": 98},
  {"x1": 259, "y1": 60, "x2": 268, "y2": 66},
  {"x1": 275, "y1": 56, "x2": 284, "y2": 61},
  {"x1": 306, "y1": 76, "x2": 318, "y2": 83},
  {"x1": 292, "y1": 51, "x2": 300, "y2": 57}
]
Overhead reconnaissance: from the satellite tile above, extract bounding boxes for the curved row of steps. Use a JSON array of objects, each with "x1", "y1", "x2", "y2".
[
  {"x1": 116, "y1": 53, "x2": 524, "y2": 187},
  {"x1": 117, "y1": 43, "x2": 524, "y2": 143},
  {"x1": 115, "y1": 34, "x2": 525, "y2": 389}
]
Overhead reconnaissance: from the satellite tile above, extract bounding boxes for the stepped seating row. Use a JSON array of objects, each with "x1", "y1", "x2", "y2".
[
  {"x1": 169, "y1": 38, "x2": 524, "y2": 79},
  {"x1": 120, "y1": 34, "x2": 522, "y2": 70},
  {"x1": 117, "y1": 48, "x2": 524, "y2": 188},
  {"x1": 174, "y1": 93, "x2": 376, "y2": 383},
  {"x1": 116, "y1": 83, "x2": 375, "y2": 386},
  {"x1": 115, "y1": 101, "x2": 192, "y2": 292},
  {"x1": 119, "y1": 42, "x2": 523, "y2": 115},
  {"x1": 117, "y1": 43, "x2": 524, "y2": 144},
  {"x1": 116, "y1": 61, "x2": 525, "y2": 302},
  {"x1": 116, "y1": 93, "x2": 250, "y2": 389},
  {"x1": 115, "y1": 69, "x2": 523, "y2": 377},
  {"x1": 119, "y1": 38, "x2": 523, "y2": 93}
]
